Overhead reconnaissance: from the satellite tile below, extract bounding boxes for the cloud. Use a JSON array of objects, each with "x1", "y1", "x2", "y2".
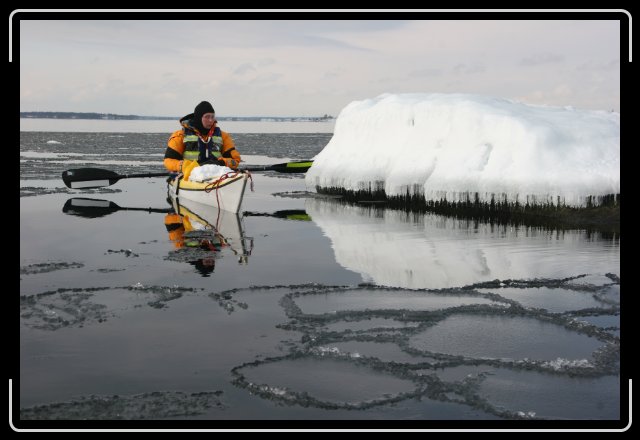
[
  {"x1": 452, "y1": 63, "x2": 486, "y2": 75},
  {"x1": 233, "y1": 63, "x2": 257, "y2": 75},
  {"x1": 18, "y1": 17, "x2": 622, "y2": 115},
  {"x1": 408, "y1": 68, "x2": 443, "y2": 78},
  {"x1": 519, "y1": 53, "x2": 565, "y2": 66}
]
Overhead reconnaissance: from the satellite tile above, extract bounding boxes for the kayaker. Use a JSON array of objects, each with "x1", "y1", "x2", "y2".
[
  {"x1": 163, "y1": 101, "x2": 242, "y2": 180},
  {"x1": 164, "y1": 211, "x2": 222, "y2": 277},
  {"x1": 164, "y1": 211, "x2": 226, "y2": 251}
]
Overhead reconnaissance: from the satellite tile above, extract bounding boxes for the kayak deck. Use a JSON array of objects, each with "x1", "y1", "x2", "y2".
[{"x1": 167, "y1": 172, "x2": 249, "y2": 214}]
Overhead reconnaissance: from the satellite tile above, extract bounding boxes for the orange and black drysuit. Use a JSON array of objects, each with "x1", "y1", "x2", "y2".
[
  {"x1": 164, "y1": 212, "x2": 226, "y2": 251},
  {"x1": 164, "y1": 213, "x2": 187, "y2": 248},
  {"x1": 164, "y1": 212, "x2": 225, "y2": 277},
  {"x1": 163, "y1": 114, "x2": 241, "y2": 179}
]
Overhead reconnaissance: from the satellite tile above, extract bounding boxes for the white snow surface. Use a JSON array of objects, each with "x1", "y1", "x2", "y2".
[
  {"x1": 306, "y1": 93, "x2": 620, "y2": 208},
  {"x1": 189, "y1": 164, "x2": 236, "y2": 182}
]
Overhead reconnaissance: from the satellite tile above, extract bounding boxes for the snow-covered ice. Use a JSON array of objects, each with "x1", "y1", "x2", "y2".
[{"x1": 306, "y1": 93, "x2": 619, "y2": 208}]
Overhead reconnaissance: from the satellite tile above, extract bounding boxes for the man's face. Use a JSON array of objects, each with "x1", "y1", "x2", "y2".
[{"x1": 201, "y1": 113, "x2": 216, "y2": 130}]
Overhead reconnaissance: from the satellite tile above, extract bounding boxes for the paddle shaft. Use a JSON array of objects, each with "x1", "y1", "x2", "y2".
[
  {"x1": 115, "y1": 206, "x2": 172, "y2": 213},
  {"x1": 62, "y1": 160, "x2": 313, "y2": 188},
  {"x1": 117, "y1": 172, "x2": 172, "y2": 179},
  {"x1": 240, "y1": 160, "x2": 313, "y2": 173},
  {"x1": 242, "y1": 209, "x2": 311, "y2": 221}
]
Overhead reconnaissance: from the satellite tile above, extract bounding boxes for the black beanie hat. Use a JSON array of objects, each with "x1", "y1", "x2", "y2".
[{"x1": 194, "y1": 101, "x2": 215, "y2": 120}]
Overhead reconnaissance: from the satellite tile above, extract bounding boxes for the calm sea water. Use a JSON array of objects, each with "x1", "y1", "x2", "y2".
[{"x1": 17, "y1": 120, "x2": 623, "y2": 429}]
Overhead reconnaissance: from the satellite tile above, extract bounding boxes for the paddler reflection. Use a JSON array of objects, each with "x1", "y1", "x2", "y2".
[
  {"x1": 61, "y1": 196, "x2": 310, "y2": 277},
  {"x1": 60, "y1": 196, "x2": 253, "y2": 277},
  {"x1": 163, "y1": 212, "x2": 227, "y2": 276},
  {"x1": 165, "y1": 193, "x2": 253, "y2": 276}
]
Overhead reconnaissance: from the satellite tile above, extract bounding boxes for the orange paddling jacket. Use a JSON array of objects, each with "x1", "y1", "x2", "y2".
[{"x1": 163, "y1": 114, "x2": 240, "y2": 173}]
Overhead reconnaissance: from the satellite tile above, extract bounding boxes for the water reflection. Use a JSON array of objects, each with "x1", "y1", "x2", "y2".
[
  {"x1": 62, "y1": 196, "x2": 253, "y2": 277},
  {"x1": 61, "y1": 196, "x2": 312, "y2": 278},
  {"x1": 304, "y1": 198, "x2": 620, "y2": 289},
  {"x1": 165, "y1": 194, "x2": 253, "y2": 277}
]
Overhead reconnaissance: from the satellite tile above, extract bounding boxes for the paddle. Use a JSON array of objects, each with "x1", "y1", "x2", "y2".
[
  {"x1": 62, "y1": 160, "x2": 313, "y2": 189},
  {"x1": 62, "y1": 197, "x2": 172, "y2": 218},
  {"x1": 239, "y1": 160, "x2": 313, "y2": 173},
  {"x1": 63, "y1": 197, "x2": 312, "y2": 222},
  {"x1": 62, "y1": 168, "x2": 173, "y2": 189},
  {"x1": 242, "y1": 209, "x2": 311, "y2": 221}
]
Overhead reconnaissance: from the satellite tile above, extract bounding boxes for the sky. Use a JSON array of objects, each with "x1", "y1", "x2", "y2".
[{"x1": 17, "y1": 14, "x2": 623, "y2": 117}]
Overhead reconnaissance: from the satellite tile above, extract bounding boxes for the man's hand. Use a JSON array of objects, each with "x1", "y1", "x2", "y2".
[{"x1": 218, "y1": 157, "x2": 239, "y2": 169}]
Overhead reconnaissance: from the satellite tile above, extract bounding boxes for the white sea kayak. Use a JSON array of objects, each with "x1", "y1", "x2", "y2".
[{"x1": 167, "y1": 172, "x2": 249, "y2": 214}]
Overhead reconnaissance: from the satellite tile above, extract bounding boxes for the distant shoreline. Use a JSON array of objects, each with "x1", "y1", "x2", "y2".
[{"x1": 20, "y1": 112, "x2": 335, "y2": 122}]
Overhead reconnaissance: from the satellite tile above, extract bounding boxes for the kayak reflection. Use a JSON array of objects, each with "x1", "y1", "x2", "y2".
[
  {"x1": 165, "y1": 193, "x2": 253, "y2": 276},
  {"x1": 61, "y1": 196, "x2": 253, "y2": 277},
  {"x1": 61, "y1": 197, "x2": 311, "y2": 277}
]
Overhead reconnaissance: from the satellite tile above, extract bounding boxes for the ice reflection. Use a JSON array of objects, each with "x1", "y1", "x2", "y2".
[{"x1": 305, "y1": 198, "x2": 620, "y2": 289}]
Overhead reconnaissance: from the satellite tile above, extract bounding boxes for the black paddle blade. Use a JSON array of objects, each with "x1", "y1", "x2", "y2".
[
  {"x1": 62, "y1": 198, "x2": 120, "y2": 218},
  {"x1": 62, "y1": 197, "x2": 174, "y2": 218},
  {"x1": 62, "y1": 168, "x2": 121, "y2": 189}
]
